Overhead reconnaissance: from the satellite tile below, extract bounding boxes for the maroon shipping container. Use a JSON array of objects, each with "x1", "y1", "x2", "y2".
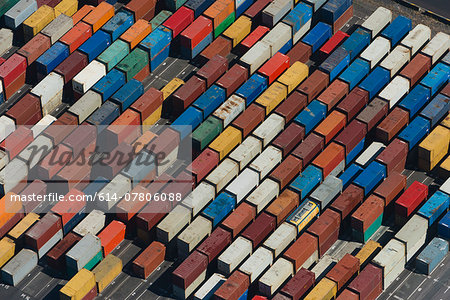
[
  {"x1": 188, "y1": 148, "x2": 219, "y2": 183},
  {"x1": 6, "y1": 93, "x2": 42, "y2": 125},
  {"x1": 280, "y1": 268, "x2": 315, "y2": 300},
  {"x1": 0, "y1": 211, "x2": 24, "y2": 238},
  {"x1": 273, "y1": 123, "x2": 305, "y2": 157},
  {"x1": 326, "y1": 253, "x2": 360, "y2": 290},
  {"x1": 135, "y1": 200, "x2": 172, "y2": 231},
  {"x1": 351, "y1": 195, "x2": 384, "y2": 232},
  {"x1": 274, "y1": 91, "x2": 307, "y2": 123},
  {"x1": 172, "y1": 250, "x2": 208, "y2": 289},
  {"x1": 63, "y1": 123, "x2": 97, "y2": 157},
  {"x1": 241, "y1": 212, "x2": 276, "y2": 249},
  {"x1": 269, "y1": 155, "x2": 302, "y2": 189},
  {"x1": 395, "y1": 181, "x2": 428, "y2": 219},
  {"x1": 197, "y1": 227, "x2": 232, "y2": 263},
  {"x1": 317, "y1": 79, "x2": 349, "y2": 110},
  {"x1": 297, "y1": 70, "x2": 329, "y2": 103},
  {"x1": 34, "y1": 144, "x2": 73, "y2": 180},
  {"x1": 348, "y1": 263, "x2": 383, "y2": 300},
  {"x1": 3, "y1": 69, "x2": 25, "y2": 100},
  {"x1": 283, "y1": 233, "x2": 318, "y2": 272},
  {"x1": 54, "y1": 51, "x2": 89, "y2": 84},
  {"x1": 216, "y1": 64, "x2": 249, "y2": 97},
  {"x1": 81, "y1": 285, "x2": 97, "y2": 300},
  {"x1": 90, "y1": 142, "x2": 133, "y2": 180},
  {"x1": 0, "y1": 54, "x2": 27, "y2": 88},
  {"x1": 337, "y1": 289, "x2": 359, "y2": 300},
  {"x1": 399, "y1": 53, "x2": 431, "y2": 86},
  {"x1": 441, "y1": 83, "x2": 450, "y2": 98},
  {"x1": 132, "y1": 241, "x2": 165, "y2": 279},
  {"x1": 330, "y1": 184, "x2": 365, "y2": 221},
  {"x1": 162, "y1": 6, "x2": 194, "y2": 38},
  {"x1": 25, "y1": 212, "x2": 62, "y2": 251},
  {"x1": 17, "y1": 33, "x2": 51, "y2": 65},
  {"x1": 291, "y1": 133, "x2": 324, "y2": 166},
  {"x1": 145, "y1": 128, "x2": 180, "y2": 161},
  {"x1": 266, "y1": 189, "x2": 299, "y2": 225},
  {"x1": 375, "y1": 107, "x2": 409, "y2": 143},
  {"x1": 273, "y1": 293, "x2": 291, "y2": 300},
  {"x1": 125, "y1": 0, "x2": 156, "y2": 21},
  {"x1": 46, "y1": 232, "x2": 81, "y2": 271},
  {"x1": 307, "y1": 209, "x2": 341, "y2": 256},
  {"x1": 244, "y1": 0, "x2": 272, "y2": 20},
  {"x1": 1, "y1": 126, "x2": 33, "y2": 159},
  {"x1": 200, "y1": 36, "x2": 232, "y2": 63},
  {"x1": 196, "y1": 55, "x2": 228, "y2": 88},
  {"x1": 232, "y1": 103, "x2": 266, "y2": 137},
  {"x1": 171, "y1": 75, "x2": 206, "y2": 116},
  {"x1": 131, "y1": 87, "x2": 164, "y2": 121},
  {"x1": 335, "y1": 120, "x2": 367, "y2": 155},
  {"x1": 356, "y1": 98, "x2": 389, "y2": 131},
  {"x1": 376, "y1": 138, "x2": 408, "y2": 175},
  {"x1": 221, "y1": 202, "x2": 256, "y2": 238},
  {"x1": 214, "y1": 270, "x2": 250, "y2": 300},
  {"x1": 337, "y1": 87, "x2": 369, "y2": 121},
  {"x1": 286, "y1": 42, "x2": 312, "y2": 65},
  {"x1": 20, "y1": 180, "x2": 48, "y2": 213},
  {"x1": 373, "y1": 172, "x2": 406, "y2": 206}
]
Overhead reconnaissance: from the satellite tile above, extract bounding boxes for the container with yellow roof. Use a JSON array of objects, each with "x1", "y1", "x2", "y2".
[
  {"x1": 23, "y1": 5, "x2": 55, "y2": 40},
  {"x1": 161, "y1": 78, "x2": 184, "y2": 100},
  {"x1": 0, "y1": 237, "x2": 15, "y2": 268},
  {"x1": 442, "y1": 113, "x2": 450, "y2": 129},
  {"x1": 7, "y1": 213, "x2": 39, "y2": 249},
  {"x1": 209, "y1": 126, "x2": 242, "y2": 160},
  {"x1": 355, "y1": 240, "x2": 381, "y2": 267},
  {"x1": 418, "y1": 125, "x2": 450, "y2": 171},
  {"x1": 60, "y1": 268, "x2": 96, "y2": 300},
  {"x1": 223, "y1": 16, "x2": 252, "y2": 47},
  {"x1": 255, "y1": 82, "x2": 288, "y2": 114},
  {"x1": 439, "y1": 155, "x2": 450, "y2": 179},
  {"x1": 276, "y1": 62, "x2": 309, "y2": 93},
  {"x1": 54, "y1": 0, "x2": 78, "y2": 17},
  {"x1": 83, "y1": 1, "x2": 114, "y2": 32},
  {"x1": 304, "y1": 277, "x2": 337, "y2": 300},
  {"x1": 120, "y1": 19, "x2": 152, "y2": 50},
  {"x1": 142, "y1": 106, "x2": 162, "y2": 131},
  {"x1": 92, "y1": 254, "x2": 122, "y2": 293}
]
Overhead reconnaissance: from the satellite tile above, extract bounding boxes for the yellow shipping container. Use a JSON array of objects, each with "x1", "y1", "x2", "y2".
[
  {"x1": 55, "y1": 0, "x2": 78, "y2": 17},
  {"x1": 92, "y1": 254, "x2": 122, "y2": 293},
  {"x1": 418, "y1": 148, "x2": 447, "y2": 171},
  {"x1": 355, "y1": 240, "x2": 381, "y2": 266},
  {"x1": 7, "y1": 213, "x2": 39, "y2": 241},
  {"x1": 305, "y1": 277, "x2": 337, "y2": 300},
  {"x1": 277, "y1": 62, "x2": 309, "y2": 93},
  {"x1": 439, "y1": 155, "x2": 450, "y2": 178},
  {"x1": 0, "y1": 237, "x2": 15, "y2": 268},
  {"x1": 223, "y1": 16, "x2": 252, "y2": 47},
  {"x1": 23, "y1": 5, "x2": 55, "y2": 38},
  {"x1": 418, "y1": 126, "x2": 450, "y2": 161},
  {"x1": 209, "y1": 126, "x2": 242, "y2": 160},
  {"x1": 255, "y1": 82, "x2": 288, "y2": 114},
  {"x1": 161, "y1": 78, "x2": 184, "y2": 100},
  {"x1": 60, "y1": 269, "x2": 96, "y2": 300},
  {"x1": 142, "y1": 106, "x2": 162, "y2": 131},
  {"x1": 441, "y1": 113, "x2": 450, "y2": 129}
]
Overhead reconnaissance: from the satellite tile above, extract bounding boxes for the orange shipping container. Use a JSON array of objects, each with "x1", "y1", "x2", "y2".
[
  {"x1": 60, "y1": 22, "x2": 93, "y2": 53},
  {"x1": 121, "y1": 20, "x2": 152, "y2": 50},
  {"x1": 266, "y1": 189, "x2": 300, "y2": 225},
  {"x1": 313, "y1": 143, "x2": 345, "y2": 178},
  {"x1": 116, "y1": 185, "x2": 151, "y2": 222},
  {"x1": 104, "y1": 109, "x2": 142, "y2": 149},
  {"x1": 72, "y1": 5, "x2": 95, "y2": 25},
  {"x1": 83, "y1": 2, "x2": 115, "y2": 32},
  {"x1": 98, "y1": 220, "x2": 126, "y2": 256},
  {"x1": 314, "y1": 111, "x2": 347, "y2": 144},
  {"x1": 132, "y1": 131, "x2": 157, "y2": 154},
  {"x1": 0, "y1": 193, "x2": 23, "y2": 228},
  {"x1": 204, "y1": 0, "x2": 235, "y2": 29}
]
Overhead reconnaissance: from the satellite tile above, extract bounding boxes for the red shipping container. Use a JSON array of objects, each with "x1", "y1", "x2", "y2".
[
  {"x1": 81, "y1": 285, "x2": 97, "y2": 300},
  {"x1": 307, "y1": 209, "x2": 341, "y2": 256},
  {"x1": 330, "y1": 184, "x2": 364, "y2": 221},
  {"x1": 373, "y1": 172, "x2": 406, "y2": 206},
  {"x1": 216, "y1": 64, "x2": 249, "y2": 97},
  {"x1": 376, "y1": 138, "x2": 408, "y2": 175},
  {"x1": 312, "y1": 142, "x2": 345, "y2": 178},
  {"x1": 51, "y1": 189, "x2": 86, "y2": 226},
  {"x1": 199, "y1": 36, "x2": 232, "y2": 63},
  {"x1": 197, "y1": 227, "x2": 232, "y2": 262},
  {"x1": 98, "y1": 220, "x2": 126, "y2": 256},
  {"x1": 171, "y1": 75, "x2": 206, "y2": 115},
  {"x1": 1, "y1": 126, "x2": 33, "y2": 159},
  {"x1": 116, "y1": 185, "x2": 150, "y2": 222},
  {"x1": 221, "y1": 202, "x2": 256, "y2": 238},
  {"x1": 214, "y1": 270, "x2": 250, "y2": 300},
  {"x1": 351, "y1": 195, "x2": 384, "y2": 232},
  {"x1": 273, "y1": 123, "x2": 305, "y2": 157},
  {"x1": 125, "y1": 0, "x2": 156, "y2": 21},
  {"x1": 240, "y1": 26, "x2": 270, "y2": 51},
  {"x1": 326, "y1": 253, "x2": 360, "y2": 290},
  {"x1": 337, "y1": 289, "x2": 359, "y2": 300},
  {"x1": 317, "y1": 79, "x2": 349, "y2": 109},
  {"x1": 131, "y1": 87, "x2": 164, "y2": 121},
  {"x1": 275, "y1": 91, "x2": 308, "y2": 123},
  {"x1": 133, "y1": 64, "x2": 150, "y2": 82},
  {"x1": 0, "y1": 54, "x2": 27, "y2": 89},
  {"x1": 54, "y1": 51, "x2": 89, "y2": 84},
  {"x1": 258, "y1": 52, "x2": 290, "y2": 84},
  {"x1": 335, "y1": 120, "x2": 367, "y2": 155},
  {"x1": 244, "y1": 0, "x2": 272, "y2": 19},
  {"x1": 180, "y1": 16, "x2": 213, "y2": 49},
  {"x1": 188, "y1": 148, "x2": 219, "y2": 183},
  {"x1": 269, "y1": 155, "x2": 302, "y2": 189},
  {"x1": 46, "y1": 232, "x2": 81, "y2": 271},
  {"x1": 399, "y1": 53, "x2": 431, "y2": 86},
  {"x1": 172, "y1": 250, "x2": 208, "y2": 289},
  {"x1": 283, "y1": 232, "x2": 318, "y2": 272},
  {"x1": 60, "y1": 22, "x2": 93, "y2": 53},
  {"x1": 25, "y1": 212, "x2": 62, "y2": 250},
  {"x1": 232, "y1": 104, "x2": 266, "y2": 137},
  {"x1": 297, "y1": 70, "x2": 329, "y2": 102},
  {"x1": 132, "y1": 241, "x2": 165, "y2": 279},
  {"x1": 196, "y1": 54, "x2": 228, "y2": 88},
  {"x1": 4, "y1": 70, "x2": 26, "y2": 100},
  {"x1": 337, "y1": 87, "x2": 369, "y2": 121},
  {"x1": 395, "y1": 181, "x2": 428, "y2": 219},
  {"x1": 348, "y1": 263, "x2": 383, "y2": 300},
  {"x1": 241, "y1": 212, "x2": 276, "y2": 249},
  {"x1": 163, "y1": 7, "x2": 195, "y2": 38},
  {"x1": 62, "y1": 123, "x2": 97, "y2": 157},
  {"x1": 291, "y1": 133, "x2": 324, "y2": 166},
  {"x1": 273, "y1": 294, "x2": 290, "y2": 300},
  {"x1": 320, "y1": 31, "x2": 349, "y2": 56},
  {"x1": 34, "y1": 144, "x2": 72, "y2": 180},
  {"x1": 280, "y1": 268, "x2": 315, "y2": 300},
  {"x1": 0, "y1": 58, "x2": 5, "y2": 65},
  {"x1": 286, "y1": 42, "x2": 312, "y2": 65}
]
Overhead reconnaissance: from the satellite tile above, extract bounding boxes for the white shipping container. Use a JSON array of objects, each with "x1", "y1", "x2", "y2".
[
  {"x1": 304, "y1": 0, "x2": 327, "y2": 12},
  {"x1": 206, "y1": 158, "x2": 239, "y2": 193},
  {"x1": 182, "y1": 182, "x2": 215, "y2": 216},
  {"x1": 18, "y1": 135, "x2": 53, "y2": 168},
  {"x1": 263, "y1": 223, "x2": 296, "y2": 257},
  {"x1": 395, "y1": 214, "x2": 428, "y2": 261},
  {"x1": 0, "y1": 158, "x2": 28, "y2": 194},
  {"x1": 41, "y1": 14, "x2": 73, "y2": 44},
  {"x1": 310, "y1": 176, "x2": 343, "y2": 209},
  {"x1": 360, "y1": 37, "x2": 391, "y2": 69},
  {"x1": 218, "y1": 237, "x2": 253, "y2": 275},
  {"x1": 239, "y1": 247, "x2": 273, "y2": 283},
  {"x1": 213, "y1": 95, "x2": 246, "y2": 128},
  {"x1": 66, "y1": 234, "x2": 101, "y2": 271},
  {"x1": 373, "y1": 239, "x2": 406, "y2": 277},
  {"x1": 97, "y1": 174, "x2": 132, "y2": 211},
  {"x1": 293, "y1": 19, "x2": 311, "y2": 44},
  {"x1": 1, "y1": 249, "x2": 37, "y2": 286},
  {"x1": 73, "y1": 210, "x2": 106, "y2": 236},
  {"x1": 0, "y1": 28, "x2": 13, "y2": 55},
  {"x1": 440, "y1": 177, "x2": 450, "y2": 195},
  {"x1": 229, "y1": 136, "x2": 262, "y2": 170},
  {"x1": 356, "y1": 142, "x2": 386, "y2": 167},
  {"x1": 253, "y1": 114, "x2": 285, "y2": 147},
  {"x1": 311, "y1": 254, "x2": 337, "y2": 280},
  {"x1": 31, "y1": 115, "x2": 56, "y2": 137},
  {"x1": 42, "y1": 89, "x2": 63, "y2": 116},
  {"x1": 246, "y1": 179, "x2": 280, "y2": 213},
  {"x1": 4, "y1": 0, "x2": 37, "y2": 29},
  {"x1": 422, "y1": 32, "x2": 450, "y2": 64},
  {"x1": 31, "y1": 72, "x2": 64, "y2": 109},
  {"x1": 262, "y1": 0, "x2": 293, "y2": 27},
  {"x1": 225, "y1": 168, "x2": 259, "y2": 203},
  {"x1": 380, "y1": 45, "x2": 411, "y2": 77},
  {"x1": 361, "y1": 6, "x2": 392, "y2": 38},
  {"x1": 259, "y1": 258, "x2": 294, "y2": 296},
  {"x1": 383, "y1": 259, "x2": 405, "y2": 289},
  {"x1": 401, "y1": 24, "x2": 431, "y2": 55},
  {"x1": 194, "y1": 273, "x2": 226, "y2": 300},
  {"x1": 177, "y1": 216, "x2": 212, "y2": 258},
  {"x1": 156, "y1": 146, "x2": 178, "y2": 176},
  {"x1": 378, "y1": 76, "x2": 410, "y2": 108},
  {"x1": 173, "y1": 270, "x2": 206, "y2": 300},
  {"x1": 157, "y1": 205, "x2": 192, "y2": 244},
  {"x1": 0, "y1": 116, "x2": 15, "y2": 142},
  {"x1": 329, "y1": 159, "x2": 345, "y2": 177},
  {"x1": 38, "y1": 228, "x2": 63, "y2": 258},
  {"x1": 0, "y1": 150, "x2": 8, "y2": 170},
  {"x1": 240, "y1": 41, "x2": 271, "y2": 74},
  {"x1": 302, "y1": 249, "x2": 319, "y2": 270},
  {"x1": 249, "y1": 146, "x2": 282, "y2": 179},
  {"x1": 72, "y1": 60, "x2": 106, "y2": 94},
  {"x1": 261, "y1": 22, "x2": 292, "y2": 56},
  {"x1": 68, "y1": 90, "x2": 102, "y2": 123}
]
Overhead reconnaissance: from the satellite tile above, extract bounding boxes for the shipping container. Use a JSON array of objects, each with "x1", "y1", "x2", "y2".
[
  {"x1": 46, "y1": 232, "x2": 81, "y2": 271},
  {"x1": 317, "y1": 79, "x2": 349, "y2": 112},
  {"x1": 295, "y1": 100, "x2": 327, "y2": 135},
  {"x1": 420, "y1": 94, "x2": 450, "y2": 127},
  {"x1": 395, "y1": 214, "x2": 428, "y2": 261},
  {"x1": 171, "y1": 75, "x2": 206, "y2": 115},
  {"x1": 341, "y1": 27, "x2": 371, "y2": 60},
  {"x1": 380, "y1": 45, "x2": 410, "y2": 77},
  {"x1": 347, "y1": 263, "x2": 383, "y2": 300},
  {"x1": 373, "y1": 171, "x2": 406, "y2": 206},
  {"x1": 194, "y1": 273, "x2": 226, "y2": 300},
  {"x1": 202, "y1": 191, "x2": 236, "y2": 227},
  {"x1": 1, "y1": 249, "x2": 37, "y2": 286},
  {"x1": 401, "y1": 24, "x2": 431, "y2": 55},
  {"x1": 263, "y1": 222, "x2": 297, "y2": 257},
  {"x1": 305, "y1": 277, "x2": 337, "y2": 300},
  {"x1": 310, "y1": 176, "x2": 343, "y2": 210},
  {"x1": 399, "y1": 53, "x2": 431, "y2": 86},
  {"x1": 353, "y1": 161, "x2": 387, "y2": 196},
  {"x1": 73, "y1": 60, "x2": 106, "y2": 95},
  {"x1": 246, "y1": 178, "x2": 280, "y2": 213},
  {"x1": 418, "y1": 191, "x2": 449, "y2": 226},
  {"x1": 218, "y1": 236, "x2": 253, "y2": 275},
  {"x1": 239, "y1": 246, "x2": 273, "y2": 283},
  {"x1": 422, "y1": 32, "x2": 450, "y2": 64},
  {"x1": 97, "y1": 40, "x2": 130, "y2": 71},
  {"x1": 283, "y1": 231, "x2": 318, "y2": 271},
  {"x1": 416, "y1": 237, "x2": 448, "y2": 275},
  {"x1": 240, "y1": 41, "x2": 271, "y2": 74},
  {"x1": 177, "y1": 215, "x2": 212, "y2": 258},
  {"x1": 242, "y1": 212, "x2": 276, "y2": 248},
  {"x1": 23, "y1": 5, "x2": 55, "y2": 40},
  {"x1": 215, "y1": 270, "x2": 250, "y2": 300},
  {"x1": 398, "y1": 116, "x2": 430, "y2": 150},
  {"x1": 438, "y1": 211, "x2": 450, "y2": 239},
  {"x1": 66, "y1": 233, "x2": 102, "y2": 274},
  {"x1": 259, "y1": 258, "x2": 294, "y2": 296},
  {"x1": 420, "y1": 63, "x2": 450, "y2": 96}
]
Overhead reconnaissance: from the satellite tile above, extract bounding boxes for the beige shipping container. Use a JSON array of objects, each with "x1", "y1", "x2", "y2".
[
  {"x1": 23, "y1": 5, "x2": 55, "y2": 39},
  {"x1": 92, "y1": 254, "x2": 122, "y2": 293},
  {"x1": 223, "y1": 16, "x2": 252, "y2": 47},
  {"x1": 277, "y1": 62, "x2": 309, "y2": 93},
  {"x1": 60, "y1": 269, "x2": 96, "y2": 300},
  {"x1": 255, "y1": 82, "x2": 288, "y2": 114}
]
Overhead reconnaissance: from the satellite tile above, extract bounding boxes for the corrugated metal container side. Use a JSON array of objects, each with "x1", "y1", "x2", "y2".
[
  {"x1": 361, "y1": 6, "x2": 392, "y2": 37},
  {"x1": 360, "y1": 36, "x2": 390, "y2": 69},
  {"x1": 373, "y1": 171, "x2": 406, "y2": 206},
  {"x1": 302, "y1": 22, "x2": 331, "y2": 53},
  {"x1": 416, "y1": 237, "x2": 448, "y2": 275},
  {"x1": 380, "y1": 45, "x2": 410, "y2": 77},
  {"x1": 239, "y1": 246, "x2": 273, "y2": 283},
  {"x1": 353, "y1": 161, "x2": 387, "y2": 196},
  {"x1": 259, "y1": 258, "x2": 294, "y2": 296},
  {"x1": 400, "y1": 24, "x2": 431, "y2": 55},
  {"x1": 422, "y1": 32, "x2": 450, "y2": 64},
  {"x1": 347, "y1": 263, "x2": 383, "y2": 300},
  {"x1": 1, "y1": 249, "x2": 37, "y2": 286},
  {"x1": 420, "y1": 94, "x2": 450, "y2": 128},
  {"x1": 201, "y1": 191, "x2": 236, "y2": 227},
  {"x1": 242, "y1": 212, "x2": 276, "y2": 248},
  {"x1": 340, "y1": 27, "x2": 371, "y2": 60},
  {"x1": 420, "y1": 63, "x2": 450, "y2": 96},
  {"x1": 218, "y1": 236, "x2": 252, "y2": 275},
  {"x1": 378, "y1": 76, "x2": 410, "y2": 109},
  {"x1": 339, "y1": 164, "x2": 363, "y2": 189},
  {"x1": 358, "y1": 66, "x2": 390, "y2": 99},
  {"x1": 305, "y1": 277, "x2": 337, "y2": 300},
  {"x1": 236, "y1": 73, "x2": 268, "y2": 105},
  {"x1": 398, "y1": 116, "x2": 430, "y2": 150},
  {"x1": 400, "y1": 53, "x2": 431, "y2": 86},
  {"x1": 261, "y1": 0, "x2": 294, "y2": 27},
  {"x1": 380, "y1": 15, "x2": 411, "y2": 46},
  {"x1": 294, "y1": 100, "x2": 327, "y2": 134},
  {"x1": 319, "y1": 47, "x2": 350, "y2": 81},
  {"x1": 214, "y1": 269, "x2": 250, "y2": 300},
  {"x1": 246, "y1": 178, "x2": 280, "y2": 213},
  {"x1": 438, "y1": 211, "x2": 450, "y2": 239},
  {"x1": 418, "y1": 191, "x2": 450, "y2": 226},
  {"x1": 338, "y1": 58, "x2": 370, "y2": 90}
]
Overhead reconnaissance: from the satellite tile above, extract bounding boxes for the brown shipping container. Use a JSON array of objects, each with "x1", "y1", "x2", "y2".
[
  {"x1": 214, "y1": 270, "x2": 250, "y2": 300},
  {"x1": 34, "y1": 144, "x2": 73, "y2": 180},
  {"x1": 330, "y1": 184, "x2": 364, "y2": 221},
  {"x1": 273, "y1": 293, "x2": 291, "y2": 300},
  {"x1": 315, "y1": 111, "x2": 347, "y2": 144},
  {"x1": 172, "y1": 250, "x2": 208, "y2": 289},
  {"x1": 221, "y1": 202, "x2": 256, "y2": 238},
  {"x1": 197, "y1": 227, "x2": 232, "y2": 262},
  {"x1": 131, "y1": 87, "x2": 164, "y2": 121},
  {"x1": 307, "y1": 209, "x2": 341, "y2": 256},
  {"x1": 133, "y1": 241, "x2": 165, "y2": 279},
  {"x1": 326, "y1": 253, "x2": 360, "y2": 291},
  {"x1": 269, "y1": 155, "x2": 302, "y2": 189},
  {"x1": 317, "y1": 79, "x2": 349, "y2": 110},
  {"x1": 51, "y1": 155, "x2": 91, "y2": 194},
  {"x1": 6, "y1": 93, "x2": 42, "y2": 125},
  {"x1": 135, "y1": 200, "x2": 172, "y2": 231},
  {"x1": 286, "y1": 42, "x2": 312, "y2": 65},
  {"x1": 17, "y1": 33, "x2": 51, "y2": 65},
  {"x1": 216, "y1": 64, "x2": 249, "y2": 97},
  {"x1": 376, "y1": 138, "x2": 408, "y2": 175},
  {"x1": 42, "y1": 120, "x2": 74, "y2": 146},
  {"x1": 280, "y1": 268, "x2": 315, "y2": 300},
  {"x1": 125, "y1": 0, "x2": 156, "y2": 21},
  {"x1": 297, "y1": 70, "x2": 329, "y2": 103},
  {"x1": 196, "y1": 55, "x2": 228, "y2": 88},
  {"x1": 171, "y1": 75, "x2": 206, "y2": 116},
  {"x1": 313, "y1": 142, "x2": 345, "y2": 178},
  {"x1": 82, "y1": 285, "x2": 97, "y2": 300},
  {"x1": 348, "y1": 263, "x2": 383, "y2": 300},
  {"x1": 333, "y1": 5, "x2": 353, "y2": 33},
  {"x1": 356, "y1": 98, "x2": 389, "y2": 131},
  {"x1": 337, "y1": 87, "x2": 369, "y2": 121},
  {"x1": 21, "y1": 180, "x2": 48, "y2": 212},
  {"x1": 25, "y1": 212, "x2": 62, "y2": 250},
  {"x1": 373, "y1": 172, "x2": 406, "y2": 206},
  {"x1": 399, "y1": 53, "x2": 431, "y2": 86},
  {"x1": 200, "y1": 37, "x2": 232, "y2": 63},
  {"x1": 273, "y1": 123, "x2": 305, "y2": 157},
  {"x1": 244, "y1": 0, "x2": 272, "y2": 20},
  {"x1": 54, "y1": 51, "x2": 89, "y2": 84},
  {"x1": 4, "y1": 70, "x2": 25, "y2": 100},
  {"x1": 232, "y1": 103, "x2": 266, "y2": 137},
  {"x1": 351, "y1": 195, "x2": 384, "y2": 232},
  {"x1": 63, "y1": 123, "x2": 97, "y2": 157},
  {"x1": 90, "y1": 142, "x2": 133, "y2": 180},
  {"x1": 375, "y1": 107, "x2": 409, "y2": 143},
  {"x1": 266, "y1": 189, "x2": 300, "y2": 225},
  {"x1": 283, "y1": 232, "x2": 318, "y2": 272},
  {"x1": 292, "y1": 133, "x2": 324, "y2": 166},
  {"x1": 441, "y1": 83, "x2": 450, "y2": 98},
  {"x1": 274, "y1": 91, "x2": 307, "y2": 123},
  {"x1": 145, "y1": 128, "x2": 180, "y2": 160},
  {"x1": 337, "y1": 289, "x2": 359, "y2": 300},
  {"x1": 46, "y1": 232, "x2": 81, "y2": 270},
  {"x1": 335, "y1": 120, "x2": 367, "y2": 155},
  {"x1": 187, "y1": 148, "x2": 219, "y2": 183},
  {"x1": 241, "y1": 212, "x2": 276, "y2": 249}
]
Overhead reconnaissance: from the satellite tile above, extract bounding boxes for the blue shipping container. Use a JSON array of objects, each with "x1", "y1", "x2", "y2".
[
  {"x1": 181, "y1": 32, "x2": 213, "y2": 59},
  {"x1": 398, "y1": 116, "x2": 430, "y2": 150},
  {"x1": 121, "y1": 150, "x2": 156, "y2": 187},
  {"x1": 171, "y1": 106, "x2": 204, "y2": 139},
  {"x1": 289, "y1": 165, "x2": 323, "y2": 200},
  {"x1": 438, "y1": 210, "x2": 450, "y2": 239},
  {"x1": 339, "y1": 58, "x2": 370, "y2": 90},
  {"x1": 420, "y1": 63, "x2": 450, "y2": 96},
  {"x1": 302, "y1": 22, "x2": 332, "y2": 52},
  {"x1": 201, "y1": 191, "x2": 236, "y2": 227},
  {"x1": 279, "y1": 39, "x2": 293, "y2": 54},
  {"x1": 341, "y1": 28, "x2": 371, "y2": 60},
  {"x1": 236, "y1": 74, "x2": 268, "y2": 105},
  {"x1": 78, "y1": 30, "x2": 112, "y2": 62},
  {"x1": 185, "y1": 0, "x2": 215, "y2": 18},
  {"x1": 283, "y1": 2, "x2": 313, "y2": 35},
  {"x1": 353, "y1": 161, "x2": 386, "y2": 196},
  {"x1": 139, "y1": 27, "x2": 172, "y2": 59},
  {"x1": 416, "y1": 237, "x2": 448, "y2": 275},
  {"x1": 102, "y1": 10, "x2": 134, "y2": 41},
  {"x1": 358, "y1": 66, "x2": 390, "y2": 99},
  {"x1": 294, "y1": 100, "x2": 327, "y2": 134},
  {"x1": 150, "y1": 45, "x2": 170, "y2": 71},
  {"x1": 87, "y1": 101, "x2": 121, "y2": 128},
  {"x1": 346, "y1": 137, "x2": 365, "y2": 164},
  {"x1": 92, "y1": 69, "x2": 126, "y2": 101},
  {"x1": 380, "y1": 15, "x2": 412, "y2": 46},
  {"x1": 339, "y1": 164, "x2": 364, "y2": 189},
  {"x1": 417, "y1": 191, "x2": 450, "y2": 226},
  {"x1": 36, "y1": 42, "x2": 70, "y2": 75},
  {"x1": 111, "y1": 79, "x2": 144, "y2": 112},
  {"x1": 63, "y1": 209, "x2": 85, "y2": 235},
  {"x1": 319, "y1": 0, "x2": 352, "y2": 23},
  {"x1": 83, "y1": 176, "x2": 109, "y2": 198},
  {"x1": 420, "y1": 94, "x2": 450, "y2": 127},
  {"x1": 193, "y1": 85, "x2": 226, "y2": 119},
  {"x1": 399, "y1": 84, "x2": 431, "y2": 117},
  {"x1": 319, "y1": 47, "x2": 350, "y2": 81},
  {"x1": 236, "y1": 0, "x2": 253, "y2": 17},
  {"x1": 238, "y1": 289, "x2": 248, "y2": 300}
]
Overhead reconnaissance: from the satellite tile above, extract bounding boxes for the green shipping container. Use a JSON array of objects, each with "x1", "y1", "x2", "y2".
[
  {"x1": 164, "y1": 0, "x2": 187, "y2": 12},
  {"x1": 352, "y1": 213, "x2": 383, "y2": 243},
  {"x1": 193, "y1": 116, "x2": 223, "y2": 152},
  {"x1": 0, "y1": 0, "x2": 20, "y2": 17},
  {"x1": 115, "y1": 48, "x2": 149, "y2": 82},
  {"x1": 214, "y1": 12, "x2": 235, "y2": 38},
  {"x1": 84, "y1": 250, "x2": 103, "y2": 271},
  {"x1": 98, "y1": 40, "x2": 130, "y2": 71},
  {"x1": 151, "y1": 10, "x2": 173, "y2": 29}
]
